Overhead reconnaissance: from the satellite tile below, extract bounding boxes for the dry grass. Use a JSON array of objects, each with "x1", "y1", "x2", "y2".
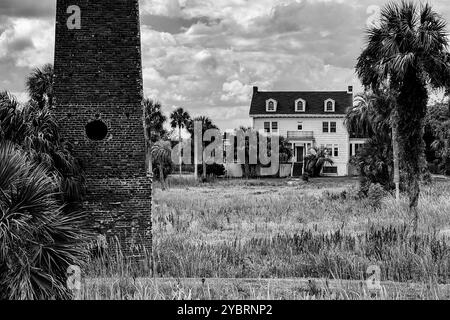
[
  {"x1": 83, "y1": 176, "x2": 450, "y2": 300},
  {"x1": 80, "y1": 278, "x2": 450, "y2": 300}
]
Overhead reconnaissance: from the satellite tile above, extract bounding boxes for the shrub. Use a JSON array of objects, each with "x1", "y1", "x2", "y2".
[
  {"x1": 367, "y1": 183, "x2": 387, "y2": 209},
  {"x1": 352, "y1": 133, "x2": 394, "y2": 194},
  {"x1": 197, "y1": 163, "x2": 226, "y2": 177},
  {"x1": 0, "y1": 94, "x2": 85, "y2": 203},
  {"x1": 305, "y1": 147, "x2": 334, "y2": 177},
  {"x1": 152, "y1": 160, "x2": 173, "y2": 180},
  {"x1": 302, "y1": 172, "x2": 309, "y2": 182},
  {"x1": 0, "y1": 142, "x2": 90, "y2": 299}
]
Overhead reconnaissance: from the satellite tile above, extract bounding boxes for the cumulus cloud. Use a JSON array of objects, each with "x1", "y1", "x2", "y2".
[
  {"x1": 221, "y1": 80, "x2": 252, "y2": 103},
  {"x1": 0, "y1": 18, "x2": 54, "y2": 67},
  {"x1": 2, "y1": 0, "x2": 450, "y2": 130},
  {"x1": 0, "y1": 0, "x2": 55, "y2": 19}
]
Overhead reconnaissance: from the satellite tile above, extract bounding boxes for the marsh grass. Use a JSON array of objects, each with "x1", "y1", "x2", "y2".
[
  {"x1": 79, "y1": 277, "x2": 450, "y2": 300},
  {"x1": 83, "y1": 178, "x2": 450, "y2": 300}
]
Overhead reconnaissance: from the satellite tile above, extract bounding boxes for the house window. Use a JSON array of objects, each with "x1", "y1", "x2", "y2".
[
  {"x1": 330, "y1": 122, "x2": 337, "y2": 133},
  {"x1": 295, "y1": 99, "x2": 306, "y2": 112},
  {"x1": 323, "y1": 121, "x2": 336, "y2": 133},
  {"x1": 272, "y1": 122, "x2": 278, "y2": 133},
  {"x1": 324, "y1": 99, "x2": 335, "y2": 112},
  {"x1": 323, "y1": 166, "x2": 338, "y2": 174},
  {"x1": 297, "y1": 122, "x2": 303, "y2": 131},
  {"x1": 264, "y1": 122, "x2": 270, "y2": 133},
  {"x1": 334, "y1": 145, "x2": 339, "y2": 157},
  {"x1": 266, "y1": 99, "x2": 277, "y2": 112},
  {"x1": 327, "y1": 101, "x2": 333, "y2": 111}
]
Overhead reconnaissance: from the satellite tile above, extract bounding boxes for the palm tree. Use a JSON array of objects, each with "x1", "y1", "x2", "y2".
[
  {"x1": 0, "y1": 142, "x2": 89, "y2": 299},
  {"x1": 170, "y1": 108, "x2": 191, "y2": 175},
  {"x1": 0, "y1": 91, "x2": 28, "y2": 143},
  {"x1": 143, "y1": 99, "x2": 168, "y2": 174},
  {"x1": 151, "y1": 141, "x2": 172, "y2": 190},
  {"x1": 425, "y1": 101, "x2": 450, "y2": 175},
  {"x1": 187, "y1": 116, "x2": 218, "y2": 181},
  {"x1": 346, "y1": 93, "x2": 377, "y2": 138},
  {"x1": 356, "y1": 1, "x2": 450, "y2": 232},
  {"x1": 26, "y1": 64, "x2": 54, "y2": 109},
  {"x1": 430, "y1": 116, "x2": 450, "y2": 175},
  {"x1": 236, "y1": 126, "x2": 255, "y2": 179},
  {"x1": 0, "y1": 91, "x2": 84, "y2": 203},
  {"x1": 304, "y1": 147, "x2": 334, "y2": 177},
  {"x1": 346, "y1": 90, "x2": 400, "y2": 200}
]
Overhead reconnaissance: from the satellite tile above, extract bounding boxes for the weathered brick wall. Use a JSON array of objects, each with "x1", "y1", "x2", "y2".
[
  {"x1": 53, "y1": 0, "x2": 152, "y2": 257},
  {"x1": 54, "y1": 0, "x2": 143, "y2": 105},
  {"x1": 56, "y1": 105, "x2": 146, "y2": 177}
]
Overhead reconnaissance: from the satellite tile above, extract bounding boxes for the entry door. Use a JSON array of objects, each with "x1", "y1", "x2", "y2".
[
  {"x1": 293, "y1": 146, "x2": 304, "y2": 177},
  {"x1": 296, "y1": 146, "x2": 304, "y2": 163}
]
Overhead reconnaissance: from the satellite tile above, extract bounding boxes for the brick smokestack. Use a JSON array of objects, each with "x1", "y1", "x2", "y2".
[{"x1": 53, "y1": 0, "x2": 152, "y2": 258}]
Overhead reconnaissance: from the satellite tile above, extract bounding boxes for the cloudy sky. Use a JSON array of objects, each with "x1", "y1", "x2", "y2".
[{"x1": 1, "y1": 0, "x2": 450, "y2": 130}]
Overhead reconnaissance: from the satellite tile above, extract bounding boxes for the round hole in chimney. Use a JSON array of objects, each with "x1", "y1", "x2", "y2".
[
  {"x1": 95, "y1": 113, "x2": 100, "y2": 119},
  {"x1": 86, "y1": 120, "x2": 108, "y2": 141}
]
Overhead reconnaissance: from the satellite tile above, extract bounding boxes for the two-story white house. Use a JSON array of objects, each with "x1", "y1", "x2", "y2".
[{"x1": 250, "y1": 86, "x2": 364, "y2": 177}]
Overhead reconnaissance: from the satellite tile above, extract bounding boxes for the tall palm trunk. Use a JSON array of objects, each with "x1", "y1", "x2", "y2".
[
  {"x1": 179, "y1": 126, "x2": 182, "y2": 176},
  {"x1": 392, "y1": 112, "x2": 400, "y2": 201},
  {"x1": 194, "y1": 131, "x2": 199, "y2": 179}
]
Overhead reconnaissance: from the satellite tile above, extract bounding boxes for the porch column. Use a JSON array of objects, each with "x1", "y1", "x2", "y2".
[{"x1": 291, "y1": 142, "x2": 295, "y2": 177}]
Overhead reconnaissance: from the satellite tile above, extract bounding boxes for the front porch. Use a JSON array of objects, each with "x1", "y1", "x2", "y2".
[{"x1": 287, "y1": 131, "x2": 314, "y2": 177}]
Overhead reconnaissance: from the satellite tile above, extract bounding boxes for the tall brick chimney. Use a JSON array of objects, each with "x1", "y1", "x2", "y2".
[{"x1": 53, "y1": 0, "x2": 152, "y2": 257}]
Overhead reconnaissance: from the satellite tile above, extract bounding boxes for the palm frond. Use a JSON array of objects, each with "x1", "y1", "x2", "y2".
[{"x1": 0, "y1": 142, "x2": 90, "y2": 300}]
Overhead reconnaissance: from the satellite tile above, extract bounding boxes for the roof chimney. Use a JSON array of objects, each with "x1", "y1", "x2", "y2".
[
  {"x1": 347, "y1": 86, "x2": 353, "y2": 94},
  {"x1": 253, "y1": 86, "x2": 258, "y2": 94}
]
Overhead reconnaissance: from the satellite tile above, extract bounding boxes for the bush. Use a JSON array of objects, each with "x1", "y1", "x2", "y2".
[
  {"x1": 302, "y1": 172, "x2": 309, "y2": 182},
  {"x1": 351, "y1": 134, "x2": 394, "y2": 194},
  {"x1": 367, "y1": 183, "x2": 387, "y2": 209},
  {"x1": 152, "y1": 160, "x2": 173, "y2": 180},
  {"x1": 0, "y1": 142, "x2": 90, "y2": 299},
  {"x1": 198, "y1": 163, "x2": 226, "y2": 177}
]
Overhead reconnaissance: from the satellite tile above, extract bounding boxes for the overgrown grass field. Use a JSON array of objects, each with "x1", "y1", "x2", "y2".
[{"x1": 84, "y1": 176, "x2": 450, "y2": 300}]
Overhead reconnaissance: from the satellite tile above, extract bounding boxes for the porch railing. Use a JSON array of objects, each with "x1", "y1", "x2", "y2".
[{"x1": 287, "y1": 131, "x2": 314, "y2": 140}]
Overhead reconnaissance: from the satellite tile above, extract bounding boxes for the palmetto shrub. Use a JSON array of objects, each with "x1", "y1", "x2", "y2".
[
  {"x1": 305, "y1": 147, "x2": 334, "y2": 177},
  {"x1": 0, "y1": 92, "x2": 85, "y2": 204},
  {"x1": 0, "y1": 142, "x2": 90, "y2": 300},
  {"x1": 367, "y1": 183, "x2": 387, "y2": 209}
]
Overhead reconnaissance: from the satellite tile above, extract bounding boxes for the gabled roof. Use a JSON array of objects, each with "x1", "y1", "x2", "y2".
[{"x1": 249, "y1": 88, "x2": 353, "y2": 116}]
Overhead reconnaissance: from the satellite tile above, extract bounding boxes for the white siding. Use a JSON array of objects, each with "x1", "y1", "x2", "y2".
[{"x1": 253, "y1": 117, "x2": 350, "y2": 176}]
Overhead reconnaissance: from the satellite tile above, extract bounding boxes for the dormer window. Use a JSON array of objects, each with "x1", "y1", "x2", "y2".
[
  {"x1": 295, "y1": 98, "x2": 306, "y2": 112},
  {"x1": 266, "y1": 99, "x2": 277, "y2": 112},
  {"x1": 324, "y1": 99, "x2": 335, "y2": 112}
]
